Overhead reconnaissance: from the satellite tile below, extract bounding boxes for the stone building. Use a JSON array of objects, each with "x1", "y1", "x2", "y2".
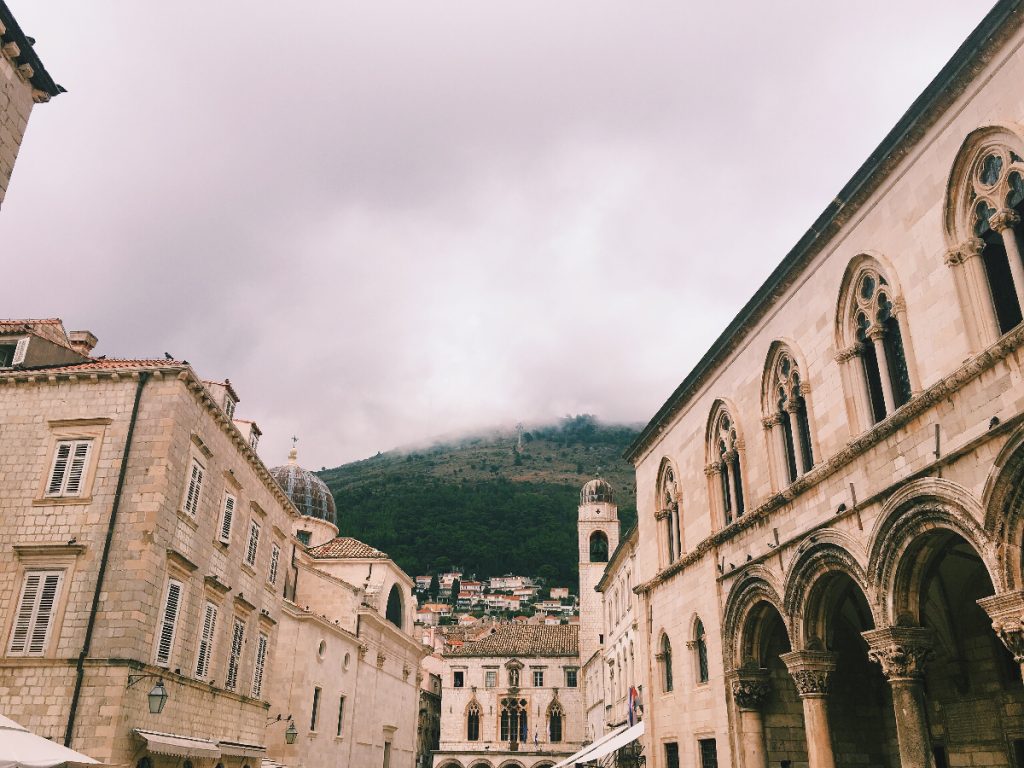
[
  {"x1": 433, "y1": 624, "x2": 583, "y2": 768},
  {"x1": 0, "y1": 0, "x2": 62, "y2": 207},
  {"x1": 0, "y1": 319, "x2": 295, "y2": 766},
  {"x1": 624, "y1": 1, "x2": 1024, "y2": 766}
]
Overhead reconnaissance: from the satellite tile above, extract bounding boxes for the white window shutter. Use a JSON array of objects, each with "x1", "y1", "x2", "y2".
[
  {"x1": 195, "y1": 602, "x2": 218, "y2": 679},
  {"x1": 183, "y1": 461, "x2": 204, "y2": 516},
  {"x1": 12, "y1": 337, "x2": 28, "y2": 365},
  {"x1": 226, "y1": 618, "x2": 245, "y2": 691},
  {"x1": 245, "y1": 521, "x2": 260, "y2": 566},
  {"x1": 9, "y1": 573, "x2": 41, "y2": 654},
  {"x1": 251, "y1": 632, "x2": 269, "y2": 698},
  {"x1": 155, "y1": 579, "x2": 183, "y2": 667},
  {"x1": 46, "y1": 442, "x2": 72, "y2": 496},
  {"x1": 9, "y1": 571, "x2": 63, "y2": 656},
  {"x1": 63, "y1": 442, "x2": 91, "y2": 496},
  {"x1": 28, "y1": 574, "x2": 62, "y2": 655},
  {"x1": 268, "y1": 544, "x2": 280, "y2": 586},
  {"x1": 219, "y1": 494, "x2": 236, "y2": 543}
]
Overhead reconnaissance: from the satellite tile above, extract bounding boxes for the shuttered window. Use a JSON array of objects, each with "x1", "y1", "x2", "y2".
[
  {"x1": 12, "y1": 337, "x2": 28, "y2": 365},
  {"x1": 45, "y1": 440, "x2": 91, "y2": 497},
  {"x1": 245, "y1": 520, "x2": 260, "y2": 567},
  {"x1": 251, "y1": 632, "x2": 269, "y2": 698},
  {"x1": 155, "y1": 579, "x2": 183, "y2": 667},
  {"x1": 226, "y1": 617, "x2": 245, "y2": 691},
  {"x1": 268, "y1": 543, "x2": 280, "y2": 586},
  {"x1": 218, "y1": 494, "x2": 236, "y2": 544},
  {"x1": 182, "y1": 460, "x2": 205, "y2": 517},
  {"x1": 8, "y1": 570, "x2": 63, "y2": 656},
  {"x1": 195, "y1": 602, "x2": 218, "y2": 679}
]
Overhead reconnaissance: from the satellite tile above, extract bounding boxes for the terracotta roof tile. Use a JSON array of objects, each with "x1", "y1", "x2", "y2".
[
  {"x1": 0, "y1": 359, "x2": 186, "y2": 375},
  {"x1": 445, "y1": 624, "x2": 578, "y2": 658},
  {"x1": 306, "y1": 536, "x2": 389, "y2": 560}
]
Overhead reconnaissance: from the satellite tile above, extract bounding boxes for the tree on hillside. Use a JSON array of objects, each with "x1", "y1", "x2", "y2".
[
  {"x1": 428, "y1": 574, "x2": 439, "y2": 602},
  {"x1": 451, "y1": 577, "x2": 461, "y2": 604}
]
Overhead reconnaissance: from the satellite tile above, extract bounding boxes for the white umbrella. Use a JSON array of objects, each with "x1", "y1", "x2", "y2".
[{"x1": 0, "y1": 714, "x2": 101, "y2": 768}]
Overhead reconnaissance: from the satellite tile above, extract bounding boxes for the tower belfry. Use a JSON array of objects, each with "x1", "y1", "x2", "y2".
[{"x1": 577, "y1": 477, "x2": 619, "y2": 666}]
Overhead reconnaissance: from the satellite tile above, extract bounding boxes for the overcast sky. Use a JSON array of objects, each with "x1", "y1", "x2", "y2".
[{"x1": 1, "y1": 1, "x2": 994, "y2": 468}]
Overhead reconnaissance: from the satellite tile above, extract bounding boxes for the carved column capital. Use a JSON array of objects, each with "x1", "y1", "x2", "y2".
[
  {"x1": 978, "y1": 591, "x2": 1024, "y2": 663},
  {"x1": 704, "y1": 461, "x2": 722, "y2": 477},
  {"x1": 834, "y1": 344, "x2": 862, "y2": 364},
  {"x1": 722, "y1": 449, "x2": 738, "y2": 464},
  {"x1": 655, "y1": 508, "x2": 671, "y2": 521},
  {"x1": 727, "y1": 668, "x2": 771, "y2": 710},
  {"x1": 862, "y1": 626, "x2": 934, "y2": 681},
  {"x1": 867, "y1": 324, "x2": 887, "y2": 343},
  {"x1": 377, "y1": 651, "x2": 387, "y2": 669},
  {"x1": 944, "y1": 246, "x2": 965, "y2": 266},
  {"x1": 891, "y1": 296, "x2": 907, "y2": 315},
  {"x1": 780, "y1": 650, "x2": 837, "y2": 697},
  {"x1": 990, "y1": 208, "x2": 1022, "y2": 233},
  {"x1": 762, "y1": 414, "x2": 783, "y2": 430}
]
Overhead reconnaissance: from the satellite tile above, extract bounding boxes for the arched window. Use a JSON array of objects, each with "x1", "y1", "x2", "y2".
[
  {"x1": 657, "y1": 459, "x2": 682, "y2": 565},
  {"x1": 466, "y1": 701, "x2": 481, "y2": 741},
  {"x1": 692, "y1": 618, "x2": 709, "y2": 684},
  {"x1": 706, "y1": 404, "x2": 745, "y2": 526},
  {"x1": 547, "y1": 701, "x2": 564, "y2": 743},
  {"x1": 945, "y1": 130, "x2": 1024, "y2": 346},
  {"x1": 499, "y1": 698, "x2": 528, "y2": 744},
  {"x1": 589, "y1": 531, "x2": 609, "y2": 562},
  {"x1": 762, "y1": 345, "x2": 814, "y2": 488},
  {"x1": 386, "y1": 584, "x2": 404, "y2": 629},
  {"x1": 657, "y1": 633, "x2": 673, "y2": 692},
  {"x1": 835, "y1": 258, "x2": 917, "y2": 429}
]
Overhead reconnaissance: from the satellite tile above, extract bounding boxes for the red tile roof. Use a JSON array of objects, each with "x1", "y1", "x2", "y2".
[
  {"x1": 306, "y1": 536, "x2": 390, "y2": 560},
  {"x1": 0, "y1": 358, "x2": 186, "y2": 375},
  {"x1": 445, "y1": 624, "x2": 578, "y2": 658}
]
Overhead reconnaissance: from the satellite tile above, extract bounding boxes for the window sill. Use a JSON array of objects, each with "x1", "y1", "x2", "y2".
[
  {"x1": 176, "y1": 511, "x2": 199, "y2": 530},
  {"x1": 33, "y1": 496, "x2": 92, "y2": 507},
  {"x1": 241, "y1": 562, "x2": 256, "y2": 577}
]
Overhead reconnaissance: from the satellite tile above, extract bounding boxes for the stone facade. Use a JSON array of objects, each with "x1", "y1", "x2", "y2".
[
  {"x1": 626, "y1": 2, "x2": 1024, "y2": 766},
  {"x1": 0, "y1": 1, "x2": 62, "y2": 208}
]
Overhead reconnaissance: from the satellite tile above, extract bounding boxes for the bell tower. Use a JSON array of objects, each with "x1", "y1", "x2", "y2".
[{"x1": 578, "y1": 477, "x2": 619, "y2": 665}]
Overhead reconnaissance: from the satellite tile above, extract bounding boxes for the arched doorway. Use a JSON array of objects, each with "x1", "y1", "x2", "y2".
[{"x1": 386, "y1": 584, "x2": 404, "y2": 629}]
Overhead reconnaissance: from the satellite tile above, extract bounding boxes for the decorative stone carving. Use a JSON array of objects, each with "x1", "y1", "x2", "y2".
[
  {"x1": 358, "y1": 643, "x2": 368, "y2": 660},
  {"x1": 704, "y1": 462, "x2": 722, "y2": 477},
  {"x1": 990, "y1": 208, "x2": 1022, "y2": 233},
  {"x1": 655, "y1": 508, "x2": 671, "y2": 521},
  {"x1": 780, "y1": 650, "x2": 837, "y2": 697},
  {"x1": 978, "y1": 591, "x2": 1024, "y2": 663},
  {"x1": 728, "y1": 668, "x2": 771, "y2": 710},
  {"x1": 833, "y1": 344, "x2": 862, "y2": 363},
  {"x1": 943, "y1": 247, "x2": 965, "y2": 266},
  {"x1": 862, "y1": 627, "x2": 934, "y2": 680},
  {"x1": 377, "y1": 652, "x2": 386, "y2": 669},
  {"x1": 403, "y1": 664, "x2": 411, "y2": 680}
]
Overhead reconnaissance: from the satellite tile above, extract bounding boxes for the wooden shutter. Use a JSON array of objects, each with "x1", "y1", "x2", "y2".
[
  {"x1": 155, "y1": 579, "x2": 183, "y2": 667},
  {"x1": 12, "y1": 337, "x2": 28, "y2": 365},
  {"x1": 245, "y1": 520, "x2": 260, "y2": 566},
  {"x1": 251, "y1": 632, "x2": 269, "y2": 698},
  {"x1": 183, "y1": 461, "x2": 204, "y2": 516},
  {"x1": 268, "y1": 544, "x2": 280, "y2": 585},
  {"x1": 9, "y1": 571, "x2": 62, "y2": 655},
  {"x1": 46, "y1": 442, "x2": 72, "y2": 495},
  {"x1": 226, "y1": 617, "x2": 245, "y2": 690},
  {"x1": 219, "y1": 494, "x2": 236, "y2": 544},
  {"x1": 195, "y1": 602, "x2": 218, "y2": 679},
  {"x1": 63, "y1": 442, "x2": 91, "y2": 496}
]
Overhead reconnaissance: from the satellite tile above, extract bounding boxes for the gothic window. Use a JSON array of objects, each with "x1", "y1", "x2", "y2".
[
  {"x1": 658, "y1": 633, "x2": 673, "y2": 692},
  {"x1": 707, "y1": 404, "x2": 745, "y2": 526},
  {"x1": 763, "y1": 345, "x2": 814, "y2": 488},
  {"x1": 658, "y1": 459, "x2": 682, "y2": 565},
  {"x1": 589, "y1": 531, "x2": 609, "y2": 563},
  {"x1": 499, "y1": 698, "x2": 528, "y2": 743},
  {"x1": 547, "y1": 701, "x2": 564, "y2": 742},
  {"x1": 386, "y1": 584, "x2": 404, "y2": 629},
  {"x1": 466, "y1": 701, "x2": 480, "y2": 741},
  {"x1": 692, "y1": 618, "x2": 709, "y2": 684}
]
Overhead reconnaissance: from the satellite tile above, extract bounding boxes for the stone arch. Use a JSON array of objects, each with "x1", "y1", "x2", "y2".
[
  {"x1": 761, "y1": 339, "x2": 816, "y2": 486},
  {"x1": 385, "y1": 583, "x2": 404, "y2": 629},
  {"x1": 439, "y1": 762, "x2": 465, "y2": 768},
  {"x1": 497, "y1": 761, "x2": 526, "y2": 768},
  {"x1": 783, "y1": 536, "x2": 875, "y2": 649},
  {"x1": 722, "y1": 567, "x2": 788, "y2": 669},
  {"x1": 467, "y1": 762, "x2": 493, "y2": 768},
  {"x1": 983, "y1": 425, "x2": 1024, "y2": 590},
  {"x1": 706, "y1": 397, "x2": 748, "y2": 525},
  {"x1": 589, "y1": 530, "x2": 609, "y2": 563},
  {"x1": 868, "y1": 477, "x2": 998, "y2": 624},
  {"x1": 656, "y1": 456, "x2": 683, "y2": 564},
  {"x1": 833, "y1": 251, "x2": 906, "y2": 350}
]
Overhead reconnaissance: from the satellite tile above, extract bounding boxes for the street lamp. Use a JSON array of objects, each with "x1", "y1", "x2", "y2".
[
  {"x1": 127, "y1": 674, "x2": 169, "y2": 714},
  {"x1": 285, "y1": 722, "x2": 298, "y2": 745}
]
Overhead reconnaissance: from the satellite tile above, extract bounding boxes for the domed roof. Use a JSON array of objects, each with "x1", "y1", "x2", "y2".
[
  {"x1": 270, "y1": 448, "x2": 337, "y2": 524},
  {"x1": 580, "y1": 477, "x2": 614, "y2": 504}
]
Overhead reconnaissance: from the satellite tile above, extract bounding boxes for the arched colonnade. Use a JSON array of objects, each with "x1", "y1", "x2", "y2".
[{"x1": 721, "y1": 454, "x2": 1024, "y2": 768}]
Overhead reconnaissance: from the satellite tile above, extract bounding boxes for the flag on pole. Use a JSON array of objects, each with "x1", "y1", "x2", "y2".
[{"x1": 627, "y1": 686, "x2": 639, "y2": 726}]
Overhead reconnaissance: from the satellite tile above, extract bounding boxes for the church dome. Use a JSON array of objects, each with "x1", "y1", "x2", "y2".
[
  {"x1": 270, "y1": 448, "x2": 337, "y2": 523},
  {"x1": 580, "y1": 477, "x2": 614, "y2": 504}
]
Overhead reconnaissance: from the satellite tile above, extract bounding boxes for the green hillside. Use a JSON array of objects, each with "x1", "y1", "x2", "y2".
[{"x1": 318, "y1": 415, "x2": 640, "y2": 590}]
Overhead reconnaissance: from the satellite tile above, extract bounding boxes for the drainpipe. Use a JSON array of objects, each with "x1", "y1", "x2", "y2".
[{"x1": 65, "y1": 372, "x2": 149, "y2": 747}]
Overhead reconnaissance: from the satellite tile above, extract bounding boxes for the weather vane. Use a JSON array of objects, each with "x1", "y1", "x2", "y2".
[{"x1": 291, "y1": 436, "x2": 299, "y2": 448}]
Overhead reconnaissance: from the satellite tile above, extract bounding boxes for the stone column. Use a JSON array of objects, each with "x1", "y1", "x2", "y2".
[
  {"x1": 724, "y1": 449, "x2": 741, "y2": 520},
  {"x1": 862, "y1": 626, "x2": 935, "y2": 768},
  {"x1": 991, "y1": 209, "x2": 1024, "y2": 313},
  {"x1": 978, "y1": 590, "x2": 1024, "y2": 679},
  {"x1": 951, "y1": 238, "x2": 1001, "y2": 342},
  {"x1": 786, "y1": 400, "x2": 807, "y2": 477},
  {"x1": 705, "y1": 461, "x2": 726, "y2": 527},
  {"x1": 835, "y1": 344, "x2": 873, "y2": 430},
  {"x1": 729, "y1": 668, "x2": 771, "y2": 768},
  {"x1": 780, "y1": 651, "x2": 838, "y2": 768},
  {"x1": 867, "y1": 325, "x2": 896, "y2": 415},
  {"x1": 763, "y1": 414, "x2": 790, "y2": 489},
  {"x1": 655, "y1": 507, "x2": 671, "y2": 566}
]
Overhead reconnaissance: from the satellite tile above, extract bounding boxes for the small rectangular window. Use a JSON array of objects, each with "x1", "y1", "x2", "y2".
[
  {"x1": 311, "y1": 686, "x2": 322, "y2": 731},
  {"x1": 45, "y1": 440, "x2": 91, "y2": 497},
  {"x1": 664, "y1": 742, "x2": 679, "y2": 768},
  {"x1": 1, "y1": 337, "x2": 28, "y2": 368},
  {"x1": 224, "y1": 397, "x2": 236, "y2": 419},
  {"x1": 485, "y1": 670, "x2": 496, "y2": 688},
  {"x1": 245, "y1": 520, "x2": 261, "y2": 567},
  {"x1": 8, "y1": 570, "x2": 63, "y2": 656},
  {"x1": 195, "y1": 601, "x2": 218, "y2": 679},
  {"x1": 219, "y1": 493, "x2": 236, "y2": 544},
  {"x1": 268, "y1": 543, "x2": 281, "y2": 586},
  {"x1": 453, "y1": 671, "x2": 464, "y2": 688},
  {"x1": 337, "y1": 695, "x2": 346, "y2": 737},
  {"x1": 698, "y1": 739, "x2": 718, "y2": 768},
  {"x1": 155, "y1": 578, "x2": 183, "y2": 667},
  {"x1": 182, "y1": 459, "x2": 205, "y2": 516},
  {"x1": 226, "y1": 617, "x2": 245, "y2": 690},
  {"x1": 533, "y1": 670, "x2": 544, "y2": 687},
  {"x1": 251, "y1": 632, "x2": 269, "y2": 698},
  {"x1": 565, "y1": 668, "x2": 578, "y2": 688}
]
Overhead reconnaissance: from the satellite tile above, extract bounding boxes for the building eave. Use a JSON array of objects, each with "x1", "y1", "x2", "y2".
[{"x1": 0, "y1": 1, "x2": 64, "y2": 99}]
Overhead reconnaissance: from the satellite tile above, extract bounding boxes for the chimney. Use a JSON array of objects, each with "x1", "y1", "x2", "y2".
[{"x1": 68, "y1": 330, "x2": 98, "y2": 356}]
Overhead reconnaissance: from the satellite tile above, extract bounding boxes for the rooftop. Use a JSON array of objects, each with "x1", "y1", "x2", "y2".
[
  {"x1": 445, "y1": 624, "x2": 578, "y2": 658},
  {"x1": 307, "y1": 536, "x2": 389, "y2": 560}
]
